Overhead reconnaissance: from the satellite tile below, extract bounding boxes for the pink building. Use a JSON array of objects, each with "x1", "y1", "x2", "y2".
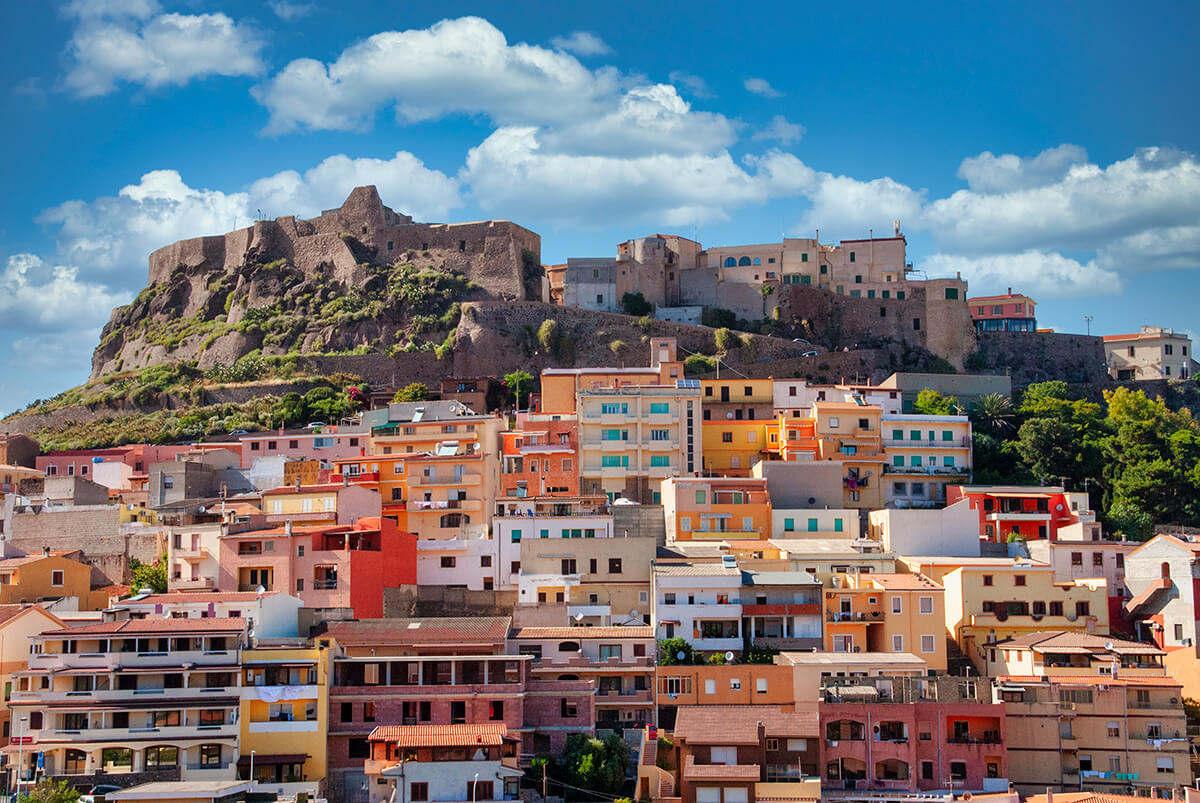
[
  {"x1": 322, "y1": 617, "x2": 595, "y2": 802},
  {"x1": 36, "y1": 444, "x2": 192, "y2": 480},
  {"x1": 216, "y1": 518, "x2": 416, "y2": 618},
  {"x1": 820, "y1": 676, "x2": 1007, "y2": 794},
  {"x1": 239, "y1": 427, "x2": 369, "y2": 469}
]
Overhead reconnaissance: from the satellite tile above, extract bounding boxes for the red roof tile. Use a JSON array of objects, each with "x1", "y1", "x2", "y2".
[
  {"x1": 682, "y1": 756, "x2": 761, "y2": 781},
  {"x1": 510, "y1": 626, "x2": 653, "y2": 640},
  {"x1": 41, "y1": 617, "x2": 248, "y2": 637},
  {"x1": 672, "y1": 705, "x2": 818, "y2": 744},
  {"x1": 124, "y1": 591, "x2": 280, "y2": 605},
  {"x1": 368, "y1": 723, "x2": 509, "y2": 746}
]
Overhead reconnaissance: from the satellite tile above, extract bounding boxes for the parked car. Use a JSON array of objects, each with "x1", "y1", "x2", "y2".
[
  {"x1": 792, "y1": 338, "x2": 811, "y2": 345},
  {"x1": 79, "y1": 784, "x2": 122, "y2": 802},
  {"x1": 800, "y1": 350, "x2": 819, "y2": 357}
]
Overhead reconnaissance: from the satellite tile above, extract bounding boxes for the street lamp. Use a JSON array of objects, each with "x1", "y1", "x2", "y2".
[
  {"x1": 249, "y1": 750, "x2": 256, "y2": 783},
  {"x1": 15, "y1": 715, "x2": 27, "y2": 793},
  {"x1": 473, "y1": 771, "x2": 480, "y2": 803}
]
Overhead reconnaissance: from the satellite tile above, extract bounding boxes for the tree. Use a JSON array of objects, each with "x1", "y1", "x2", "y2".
[
  {"x1": 537, "y1": 319, "x2": 559, "y2": 353},
  {"x1": 701, "y1": 307, "x2": 736, "y2": 329},
  {"x1": 658, "y1": 637, "x2": 697, "y2": 665},
  {"x1": 270, "y1": 391, "x2": 306, "y2": 428},
  {"x1": 743, "y1": 643, "x2": 780, "y2": 664},
  {"x1": 392, "y1": 382, "x2": 429, "y2": 402},
  {"x1": 621, "y1": 292, "x2": 653, "y2": 316},
  {"x1": 971, "y1": 393, "x2": 1015, "y2": 437},
  {"x1": 130, "y1": 555, "x2": 168, "y2": 594},
  {"x1": 17, "y1": 780, "x2": 79, "y2": 803},
  {"x1": 714, "y1": 327, "x2": 739, "y2": 352},
  {"x1": 705, "y1": 652, "x2": 726, "y2": 665},
  {"x1": 913, "y1": 389, "x2": 960, "y2": 416},
  {"x1": 504, "y1": 370, "x2": 534, "y2": 410},
  {"x1": 683, "y1": 354, "x2": 716, "y2": 376},
  {"x1": 560, "y1": 733, "x2": 629, "y2": 798},
  {"x1": 1106, "y1": 500, "x2": 1154, "y2": 541}
]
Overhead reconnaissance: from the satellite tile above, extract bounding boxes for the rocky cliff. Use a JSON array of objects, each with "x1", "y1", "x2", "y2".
[{"x1": 90, "y1": 186, "x2": 542, "y2": 379}]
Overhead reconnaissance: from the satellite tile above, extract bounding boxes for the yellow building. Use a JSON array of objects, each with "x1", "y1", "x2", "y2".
[
  {"x1": 881, "y1": 413, "x2": 973, "y2": 507},
  {"x1": 239, "y1": 640, "x2": 331, "y2": 788},
  {"x1": 0, "y1": 551, "x2": 112, "y2": 609},
  {"x1": 260, "y1": 482, "x2": 382, "y2": 526},
  {"x1": 404, "y1": 441, "x2": 500, "y2": 539},
  {"x1": 942, "y1": 562, "x2": 1109, "y2": 670},
  {"x1": 991, "y1": 631, "x2": 1189, "y2": 797},
  {"x1": 812, "y1": 401, "x2": 887, "y2": 509},
  {"x1": 701, "y1": 419, "x2": 768, "y2": 476},
  {"x1": 659, "y1": 476, "x2": 771, "y2": 542},
  {"x1": 822, "y1": 572, "x2": 948, "y2": 672}
]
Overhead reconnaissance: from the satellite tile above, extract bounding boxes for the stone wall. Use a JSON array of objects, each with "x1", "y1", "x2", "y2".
[
  {"x1": 382, "y1": 584, "x2": 518, "y2": 618},
  {"x1": 8, "y1": 509, "x2": 165, "y2": 584},
  {"x1": 972, "y1": 331, "x2": 1111, "y2": 388}
]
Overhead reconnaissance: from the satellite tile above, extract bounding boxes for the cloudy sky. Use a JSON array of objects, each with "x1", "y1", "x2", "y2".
[{"x1": 2, "y1": 0, "x2": 1198, "y2": 415}]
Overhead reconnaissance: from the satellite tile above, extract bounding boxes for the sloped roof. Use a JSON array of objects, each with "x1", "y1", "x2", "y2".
[
  {"x1": 368, "y1": 723, "x2": 508, "y2": 746},
  {"x1": 672, "y1": 705, "x2": 818, "y2": 744},
  {"x1": 41, "y1": 617, "x2": 247, "y2": 637},
  {"x1": 510, "y1": 626, "x2": 653, "y2": 640}
]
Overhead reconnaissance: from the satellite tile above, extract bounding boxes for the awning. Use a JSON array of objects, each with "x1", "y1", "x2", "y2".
[{"x1": 237, "y1": 753, "x2": 308, "y2": 767}]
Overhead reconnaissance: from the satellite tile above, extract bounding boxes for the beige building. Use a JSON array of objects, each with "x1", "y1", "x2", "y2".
[
  {"x1": 1103, "y1": 326, "x2": 1194, "y2": 381},
  {"x1": 992, "y1": 632, "x2": 1189, "y2": 796},
  {"x1": 942, "y1": 562, "x2": 1109, "y2": 670},
  {"x1": 775, "y1": 650, "x2": 929, "y2": 704},
  {"x1": 516, "y1": 534, "x2": 656, "y2": 625}
]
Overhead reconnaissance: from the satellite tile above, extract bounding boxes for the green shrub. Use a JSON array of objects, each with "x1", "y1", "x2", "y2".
[
  {"x1": 714, "y1": 327, "x2": 739, "y2": 352},
  {"x1": 684, "y1": 354, "x2": 716, "y2": 376}
]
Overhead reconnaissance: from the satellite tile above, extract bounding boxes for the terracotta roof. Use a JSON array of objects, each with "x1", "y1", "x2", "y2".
[
  {"x1": 682, "y1": 755, "x2": 761, "y2": 781},
  {"x1": 865, "y1": 573, "x2": 943, "y2": 590},
  {"x1": 510, "y1": 626, "x2": 653, "y2": 640},
  {"x1": 0, "y1": 551, "x2": 75, "y2": 567},
  {"x1": 996, "y1": 631, "x2": 1163, "y2": 655},
  {"x1": 998, "y1": 675, "x2": 1180, "y2": 687},
  {"x1": 0, "y1": 604, "x2": 60, "y2": 628},
  {"x1": 368, "y1": 723, "x2": 508, "y2": 746},
  {"x1": 262, "y1": 483, "x2": 356, "y2": 495},
  {"x1": 672, "y1": 705, "x2": 818, "y2": 744},
  {"x1": 41, "y1": 617, "x2": 247, "y2": 637},
  {"x1": 122, "y1": 591, "x2": 280, "y2": 605},
  {"x1": 324, "y1": 617, "x2": 511, "y2": 645},
  {"x1": 1027, "y1": 794, "x2": 1156, "y2": 803}
]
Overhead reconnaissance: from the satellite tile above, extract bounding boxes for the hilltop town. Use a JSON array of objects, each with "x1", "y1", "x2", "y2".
[{"x1": 0, "y1": 186, "x2": 1198, "y2": 803}]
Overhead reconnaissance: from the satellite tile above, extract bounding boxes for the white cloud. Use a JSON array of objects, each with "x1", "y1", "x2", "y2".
[
  {"x1": 743, "y1": 77, "x2": 782, "y2": 98},
  {"x1": 669, "y1": 70, "x2": 712, "y2": 98},
  {"x1": 1094, "y1": 225, "x2": 1200, "y2": 273},
  {"x1": 268, "y1": 0, "x2": 317, "y2": 21},
  {"x1": 37, "y1": 153, "x2": 460, "y2": 292},
  {"x1": 923, "y1": 251, "x2": 1121, "y2": 300},
  {"x1": 550, "y1": 31, "x2": 611, "y2": 56},
  {"x1": 924, "y1": 146, "x2": 1200, "y2": 254},
  {"x1": 62, "y1": 0, "x2": 160, "y2": 20},
  {"x1": 64, "y1": 9, "x2": 265, "y2": 97},
  {"x1": 796, "y1": 173, "x2": 925, "y2": 240},
  {"x1": 253, "y1": 16, "x2": 623, "y2": 133},
  {"x1": 461, "y1": 129, "x2": 808, "y2": 227},
  {"x1": 0, "y1": 253, "x2": 128, "y2": 330},
  {"x1": 956, "y1": 143, "x2": 1088, "y2": 193},
  {"x1": 751, "y1": 115, "x2": 805, "y2": 145}
]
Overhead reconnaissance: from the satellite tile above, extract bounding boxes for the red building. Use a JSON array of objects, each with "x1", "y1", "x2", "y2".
[
  {"x1": 947, "y1": 485, "x2": 1096, "y2": 542},
  {"x1": 820, "y1": 676, "x2": 1007, "y2": 794},
  {"x1": 322, "y1": 617, "x2": 594, "y2": 803},
  {"x1": 967, "y1": 289, "x2": 1037, "y2": 333},
  {"x1": 500, "y1": 413, "x2": 580, "y2": 499}
]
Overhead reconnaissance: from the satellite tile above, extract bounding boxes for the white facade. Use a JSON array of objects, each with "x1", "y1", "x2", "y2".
[
  {"x1": 376, "y1": 759, "x2": 521, "y2": 803},
  {"x1": 1104, "y1": 327, "x2": 1194, "y2": 381},
  {"x1": 652, "y1": 566, "x2": 743, "y2": 653},
  {"x1": 493, "y1": 514, "x2": 614, "y2": 589},
  {"x1": 772, "y1": 508, "x2": 860, "y2": 539},
  {"x1": 1022, "y1": 539, "x2": 1132, "y2": 597},
  {"x1": 773, "y1": 381, "x2": 902, "y2": 418},
  {"x1": 167, "y1": 524, "x2": 223, "y2": 592},
  {"x1": 91, "y1": 461, "x2": 132, "y2": 491},
  {"x1": 1125, "y1": 536, "x2": 1199, "y2": 647},
  {"x1": 109, "y1": 591, "x2": 303, "y2": 638},
  {"x1": 868, "y1": 499, "x2": 980, "y2": 557},
  {"x1": 417, "y1": 535, "x2": 501, "y2": 591}
]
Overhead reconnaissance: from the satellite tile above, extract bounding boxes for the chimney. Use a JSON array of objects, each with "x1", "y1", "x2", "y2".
[
  {"x1": 294, "y1": 478, "x2": 301, "y2": 491},
  {"x1": 41, "y1": 546, "x2": 50, "y2": 557},
  {"x1": 285, "y1": 520, "x2": 293, "y2": 537},
  {"x1": 1008, "y1": 287, "x2": 1012, "y2": 295}
]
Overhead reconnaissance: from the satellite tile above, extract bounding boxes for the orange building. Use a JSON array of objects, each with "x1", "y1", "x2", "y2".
[
  {"x1": 500, "y1": 413, "x2": 580, "y2": 499},
  {"x1": 331, "y1": 454, "x2": 410, "y2": 526},
  {"x1": 539, "y1": 337, "x2": 685, "y2": 414},
  {"x1": 822, "y1": 572, "x2": 947, "y2": 671},
  {"x1": 660, "y1": 476, "x2": 771, "y2": 542}
]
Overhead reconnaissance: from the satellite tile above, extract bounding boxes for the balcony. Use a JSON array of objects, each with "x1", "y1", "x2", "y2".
[
  {"x1": 171, "y1": 576, "x2": 215, "y2": 591},
  {"x1": 826, "y1": 611, "x2": 884, "y2": 623},
  {"x1": 247, "y1": 719, "x2": 320, "y2": 733},
  {"x1": 239, "y1": 583, "x2": 273, "y2": 592},
  {"x1": 883, "y1": 437, "x2": 971, "y2": 449},
  {"x1": 408, "y1": 498, "x2": 482, "y2": 512},
  {"x1": 596, "y1": 689, "x2": 653, "y2": 705},
  {"x1": 567, "y1": 603, "x2": 612, "y2": 619},
  {"x1": 883, "y1": 464, "x2": 969, "y2": 476},
  {"x1": 985, "y1": 511, "x2": 1050, "y2": 522},
  {"x1": 689, "y1": 529, "x2": 762, "y2": 540},
  {"x1": 12, "y1": 685, "x2": 238, "y2": 704},
  {"x1": 27, "y1": 648, "x2": 238, "y2": 672},
  {"x1": 313, "y1": 578, "x2": 339, "y2": 590},
  {"x1": 175, "y1": 547, "x2": 210, "y2": 561},
  {"x1": 743, "y1": 603, "x2": 821, "y2": 616}
]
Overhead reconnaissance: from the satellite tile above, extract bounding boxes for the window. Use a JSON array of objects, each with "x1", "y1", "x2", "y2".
[
  {"x1": 609, "y1": 558, "x2": 622, "y2": 574},
  {"x1": 950, "y1": 762, "x2": 966, "y2": 781},
  {"x1": 1014, "y1": 575, "x2": 1026, "y2": 587},
  {"x1": 1157, "y1": 757, "x2": 1174, "y2": 773},
  {"x1": 1050, "y1": 601, "x2": 1064, "y2": 616},
  {"x1": 199, "y1": 709, "x2": 224, "y2": 726},
  {"x1": 913, "y1": 317, "x2": 921, "y2": 330},
  {"x1": 783, "y1": 518, "x2": 794, "y2": 532},
  {"x1": 561, "y1": 698, "x2": 577, "y2": 717},
  {"x1": 829, "y1": 417, "x2": 840, "y2": 428},
  {"x1": 489, "y1": 700, "x2": 504, "y2": 720},
  {"x1": 1075, "y1": 601, "x2": 1090, "y2": 617},
  {"x1": 440, "y1": 556, "x2": 455, "y2": 569},
  {"x1": 721, "y1": 431, "x2": 733, "y2": 443},
  {"x1": 892, "y1": 634, "x2": 904, "y2": 652},
  {"x1": 1093, "y1": 552, "x2": 1104, "y2": 567},
  {"x1": 982, "y1": 575, "x2": 993, "y2": 586},
  {"x1": 561, "y1": 558, "x2": 577, "y2": 574},
  {"x1": 1108, "y1": 721, "x2": 1121, "y2": 738},
  {"x1": 921, "y1": 634, "x2": 936, "y2": 653},
  {"x1": 756, "y1": 677, "x2": 768, "y2": 694},
  {"x1": 1175, "y1": 623, "x2": 1184, "y2": 641},
  {"x1": 1071, "y1": 552, "x2": 1082, "y2": 566},
  {"x1": 481, "y1": 555, "x2": 492, "y2": 568},
  {"x1": 695, "y1": 490, "x2": 707, "y2": 504},
  {"x1": 411, "y1": 783, "x2": 429, "y2": 801},
  {"x1": 892, "y1": 597, "x2": 902, "y2": 614},
  {"x1": 730, "y1": 678, "x2": 741, "y2": 690},
  {"x1": 50, "y1": 570, "x2": 64, "y2": 587},
  {"x1": 919, "y1": 596, "x2": 933, "y2": 614},
  {"x1": 153, "y1": 710, "x2": 181, "y2": 727},
  {"x1": 849, "y1": 251, "x2": 856, "y2": 263}
]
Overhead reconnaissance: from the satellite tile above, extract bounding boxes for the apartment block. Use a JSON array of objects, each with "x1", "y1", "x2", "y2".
[
  {"x1": 671, "y1": 706, "x2": 821, "y2": 803},
  {"x1": 701, "y1": 379, "x2": 774, "y2": 423},
  {"x1": 773, "y1": 380, "x2": 902, "y2": 419},
  {"x1": 404, "y1": 441, "x2": 500, "y2": 539},
  {"x1": 322, "y1": 617, "x2": 593, "y2": 802},
  {"x1": 260, "y1": 481, "x2": 382, "y2": 526},
  {"x1": 499, "y1": 413, "x2": 580, "y2": 498},
  {"x1": 775, "y1": 651, "x2": 929, "y2": 703},
  {"x1": 701, "y1": 419, "x2": 768, "y2": 477},
  {"x1": 107, "y1": 590, "x2": 303, "y2": 639},
  {"x1": 238, "y1": 426, "x2": 368, "y2": 469},
  {"x1": 661, "y1": 477, "x2": 771, "y2": 542},
  {"x1": 740, "y1": 570, "x2": 823, "y2": 651},
  {"x1": 167, "y1": 524, "x2": 224, "y2": 592},
  {"x1": 943, "y1": 562, "x2": 1109, "y2": 670},
  {"x1": 654, "y1": 665, "x2": 797, "y2": 731},
  {"x1": 216, "y1": 518, "x2": 416, "y2": 618},
  {"x1": 881, "y1": 413, "x2": 973, "y2": 508},
  {"x1": 948, "y1": 485, "x2": 1096, "y2": 542},
  {"x1": 9, "y1": 617, "x2": 246, "y2": 791},
  {"x1": 512, "y1": 626, "x2": 654, "y2": 728},
  {"x1": 516, "y1": 532, "x2": 655, "y2": 625},
  {"x1": 364, "y1": 401, "x2": 503, "y2": 463},
  {"x1": 811, "y1": 401, "x2": 886, "y2": 509},
  {"x1": 1103, "y1": 326, "x2": 1194, "y2": 381},
  {"x1": 822, "y1": 573, "x2": 948, "y2": 671},
  {"x1": 653, "y1": 563, "x2": 744, "y2": 656},
  {"x1": 969, "y1": 289, "x2": 1037, "y2": 333},
  {"x1": 991, "y1": 632, "x2": 1188, "y2": 796},
  {"x1": 1124, "y1": 535, "x2": 1200, "y2": 697},
  {"x1": 0, "y1": 605, "x2": 65, "y2": 760},
  {"x1": 820, "y1": 675, "x2": 1008, "y2": 794},
  {"x1": 772, "y1": 508, "x2": 859, "y2": 539}
]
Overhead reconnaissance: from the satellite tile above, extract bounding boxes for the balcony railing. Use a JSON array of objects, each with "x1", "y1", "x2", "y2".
[{"x1": 313, "y1": 579, "x2": 339, "y2": 590}]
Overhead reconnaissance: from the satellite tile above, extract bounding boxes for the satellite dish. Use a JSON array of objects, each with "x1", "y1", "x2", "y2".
[
  {"x1": 197, "y1": 506, "x2": 206, "y2": 514},
  {"x1": 676, "y1": 651, "x2": 686, "y2": 661},
  {"x1": 629, "y1": 609, "x2": 639, "y2": 618},
  {"x1": 256, "y1": 585, "x2": 266, "y2": 595},
  {"x1": 1105, "y1": 641, "x2": 1114, "y2": 651},
  {"x1": 574, "y1": 612, "x2": 585, "y2": 622},
  {"x1": 725, "y1": 651, "x2": 735, "y2": 663}
]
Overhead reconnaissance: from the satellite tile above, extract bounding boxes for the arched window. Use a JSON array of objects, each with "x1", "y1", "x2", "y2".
[
  {"x1": 738, "y1": 256, "x2": 752, "y2": 266},
  {"x1": 440, "y1": 513, "x2": 468, "y2": 528},
  {"x1": 752, "y1": 257, "x2": 762, "y2": 265},
  {"x1": 1162, "y1": 562, "x2": 1171, "y2": 579},
  {"x1": 724, "y1": 257, "x2": 737, "y2": 267},
  {"x1": 558, "y1": 641, "x2": 581, "y2": 652},
  {"x1": 64, "y1": 750, "x2": 86, "y2": 775},
  {"x1": 558, "y1": 674, "x2": 580, "y2": 680},
  {"x1": 145, "y1": 746, "x2": 179, "y2": 767}
]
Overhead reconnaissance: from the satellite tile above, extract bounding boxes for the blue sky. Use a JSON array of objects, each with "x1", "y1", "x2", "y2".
[{"x1": 2, "y1": 0, "x2": 1198, "y2": 415}]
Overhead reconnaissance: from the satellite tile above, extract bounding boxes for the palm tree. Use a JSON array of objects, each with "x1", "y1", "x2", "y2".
[{"x1": 971, "y1": 393, "x2": 1015, "y2": 437}]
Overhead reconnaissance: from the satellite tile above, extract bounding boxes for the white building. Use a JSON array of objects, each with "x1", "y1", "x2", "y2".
[
  {"x1": 1103, "y1": 326, "x2": 1195, "y2": 381},
  {"x1": 10, "y1": 617, "x2": 246, "y2": 789},
  {"x1": 167, "y1": 524, "x2": 223, "y2": 592},
  {"x1": 416, "y1": 532, "x2": 500, "y2": 592},
  {"x1": 652, "y1": 562, "x2": 743, "y2": 655},
  {"x1": 772, "y1": 508, "x2": 860, "y2": 539},
  {"x1": 773, "y1": 380, "x2": 902, "y2": 419},
  {"x1": 365, "y1": 723, "x2": 522, "y2": 803},
  {"x1": 868, "y1": 499, "x2": 980, "y2": 556}
]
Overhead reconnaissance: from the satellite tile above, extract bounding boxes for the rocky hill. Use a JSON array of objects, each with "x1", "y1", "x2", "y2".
[{"x1": 90, "y1": 186, "x2": 542, "y2": 379}]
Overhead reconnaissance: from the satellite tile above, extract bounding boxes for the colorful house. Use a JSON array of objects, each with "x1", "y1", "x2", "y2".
[
  {"x1": 660, "y1": 477, "x2": 771, "y2": 542},
  {"x1": 946, "y1": 485, "x2": 1094, "y2": 542},
  {"x1": 822, "y1": 572, "x2": 948, "y2": 671}
]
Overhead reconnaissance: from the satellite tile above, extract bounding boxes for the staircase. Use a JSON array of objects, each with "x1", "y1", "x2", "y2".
[
  {"x1": 946, "y1": 636, "x2": 975, "y2": 676},
  {"x1": 658, "y1": 776, "x2": 675, "y2": 797},
  {"x1": 641, "y1": 734, "x2": 658, "y2": 767}
]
